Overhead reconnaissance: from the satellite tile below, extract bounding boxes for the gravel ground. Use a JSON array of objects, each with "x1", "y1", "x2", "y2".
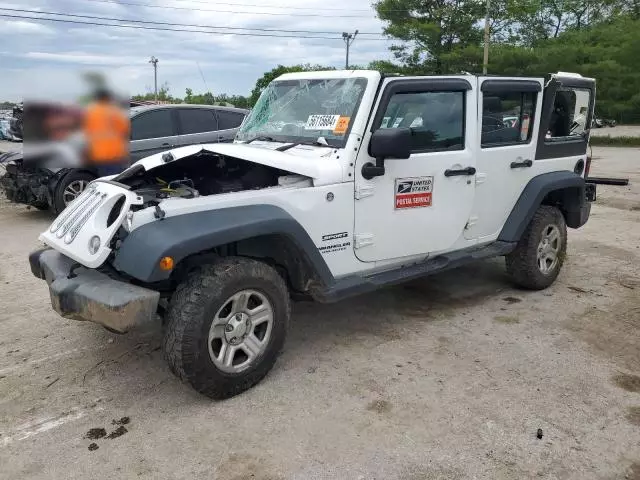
[{"x1": 0, "y1": 147, "x2": 638, "y2": 480}]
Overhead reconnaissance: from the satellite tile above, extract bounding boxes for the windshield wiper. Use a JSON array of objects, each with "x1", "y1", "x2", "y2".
[
  {"x1": 244, "y1": 135, "x2": 276, "y2": 144},
  {"x1": 275, "y1": 138, "x2": 332, "y2": 152}
]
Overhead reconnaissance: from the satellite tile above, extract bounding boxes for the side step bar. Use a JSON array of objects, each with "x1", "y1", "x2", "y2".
[{"x1": 313, "y1": 241, "x2": 516, "y2": 303}]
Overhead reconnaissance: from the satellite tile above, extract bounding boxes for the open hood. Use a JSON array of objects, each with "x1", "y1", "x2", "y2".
[{"x1": 127, "y1": 142, "x2": 344, "y2": 186}]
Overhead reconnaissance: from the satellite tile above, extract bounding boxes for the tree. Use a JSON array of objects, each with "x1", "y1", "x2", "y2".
[
  {"x1": 132, "y1": 81, "x2": 179, "y2": 103},
  {"x1": 374, "y1": 0, "x2": 485, "y2": 74}
]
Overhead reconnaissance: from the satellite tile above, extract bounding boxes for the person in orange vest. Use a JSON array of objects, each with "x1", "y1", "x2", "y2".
[{"x1": 84, "y1": 88, "x2": 130, "y2": 177}]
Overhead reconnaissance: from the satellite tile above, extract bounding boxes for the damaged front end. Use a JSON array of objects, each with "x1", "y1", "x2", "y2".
[
  {"x1": 115, "y1": 148, "x2": 302, "y2": 205},
  {"x1": 0, "y1": 152, "x2": 55, "y2": 208},
  {"x1": 32, "y1": 144, "x2": 326, "y2": 331}
]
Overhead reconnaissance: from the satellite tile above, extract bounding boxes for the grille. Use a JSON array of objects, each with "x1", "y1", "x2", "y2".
[{"x1": 49, "y1": 185, "x2": 107, "y2": 244}]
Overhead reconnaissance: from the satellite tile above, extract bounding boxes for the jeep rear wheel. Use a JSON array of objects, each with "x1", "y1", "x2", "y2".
[
  {"x1": 163, "y1": 257, "x2": 290, "y2": 399},
  {"x1": 506, "y1": 205, "x2": 567, "y2": 290}
]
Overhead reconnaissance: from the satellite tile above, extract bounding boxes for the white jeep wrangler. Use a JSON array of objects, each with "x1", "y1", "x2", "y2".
[{"x1": 30, "y1": 70, "x2": 597, "y2": 399}]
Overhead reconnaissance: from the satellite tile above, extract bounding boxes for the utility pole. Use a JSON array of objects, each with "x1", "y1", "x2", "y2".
[
  {"x1": 483, "y1": 0, "x2": 491, "y2": 75},
  {"x1": 342, "y1": 30, "x2": 358, "y2": 69},
  {"x1": 149, "y1": 56, "x2": 159, "y2": 101}
]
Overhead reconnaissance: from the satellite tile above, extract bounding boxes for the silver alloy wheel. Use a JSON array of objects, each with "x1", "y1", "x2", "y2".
[
  {"x1": 208, "y1": 289, "x2": 274, "y2": 373},
  {"x1": 62, "y1": 180, "x2": 88, "y2": 206},
  {"x1": 537, "y1": 224, "x2": 561, "y2": 274}
]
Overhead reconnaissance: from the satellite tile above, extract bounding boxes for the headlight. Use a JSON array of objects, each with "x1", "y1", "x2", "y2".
[{"x1": 88, "y1": 235, "x2": 101, "y2": 255}]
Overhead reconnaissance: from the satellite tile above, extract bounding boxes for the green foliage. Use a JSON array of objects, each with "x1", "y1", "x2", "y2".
[
  {"x1": 373, "y1": 1, "x2": 640, "y2": 123},
  {"x1": 374, "y1": 0, "x2": 484, "y2": 73},
  {"x1": 133, "y1": 84, "x2": 251, "y2": 109},
  {"x1": 489, "y1": 15, "x2": 640, "y2": 122},
  {"x1": 590, "y1": 135, "x2": 640, "y2": 146},
  {"x1": 132, "y1": 81, "x2": 180, "y2": 103}
]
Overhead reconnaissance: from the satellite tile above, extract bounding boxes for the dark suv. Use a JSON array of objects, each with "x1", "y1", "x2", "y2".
[{"x1": 0, "y1": 104, "x2": 248, "y2": 213}]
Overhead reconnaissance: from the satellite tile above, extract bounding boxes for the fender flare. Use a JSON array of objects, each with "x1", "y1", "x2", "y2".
[
  {"x1": 498, "y1": 171, "x2": 587, "y2": 243},
  {"x1": 113, "y1": 205, "x2": 334, "y2": 285}
]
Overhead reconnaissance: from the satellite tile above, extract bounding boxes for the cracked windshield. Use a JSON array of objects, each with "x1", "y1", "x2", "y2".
[{"x1": 236, "y1": 77, "x2": 368, "y2": 147}]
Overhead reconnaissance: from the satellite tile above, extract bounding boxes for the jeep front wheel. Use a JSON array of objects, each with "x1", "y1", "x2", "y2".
[
  {"x1": 163, "y1": 258, "x2": 290, "y2": 399},
  {"x1": 506, "y1": 205, "x2": 567, "y2": 290}
]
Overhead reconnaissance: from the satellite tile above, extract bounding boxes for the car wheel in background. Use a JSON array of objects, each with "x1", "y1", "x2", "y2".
[{"x1": 53, "y1": 170, "x2": 96, "y2": 214}]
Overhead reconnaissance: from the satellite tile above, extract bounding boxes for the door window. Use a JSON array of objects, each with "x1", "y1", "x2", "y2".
[
  {"x1": 378, "y1": 91, "x2": 465, "y2": 152},
  {"x1": 217, "y1": 110, "x2": 245, "y2": 130},
  {"x1": 481, "y1": 91, "x2": 536, "y2": 147},
  {"x1": 131, "y1": 109, "x2": 174, "y2": 140},
  {"x1": 547, "y1": 87, "x2": 591, "y2": 139},
  {"x1": 177, "y1": 109, "x2": 218, "y2": 134}
]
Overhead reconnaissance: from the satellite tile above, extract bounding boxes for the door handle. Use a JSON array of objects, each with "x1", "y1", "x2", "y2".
[
  {"x1": 161, "y1": 143, "x2": 172, "y2": 147},
  {"x1": 444, "y1": 166, "x2": 476, "y2": 177},
  {"x1": 510, "y1": 159, "x2": 533, "y2": 169}
]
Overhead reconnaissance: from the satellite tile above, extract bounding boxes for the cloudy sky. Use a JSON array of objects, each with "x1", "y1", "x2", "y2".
[{"x1": 0, "y1": 0, "x2": 394, "y2": 102}]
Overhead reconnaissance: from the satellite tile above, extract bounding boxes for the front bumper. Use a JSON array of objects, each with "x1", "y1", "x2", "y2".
[{"x1": 29, "y1": 248, "x2": 160, "y2": 333}]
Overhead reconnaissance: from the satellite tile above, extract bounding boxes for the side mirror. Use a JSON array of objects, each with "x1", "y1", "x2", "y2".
[
  {"x1": 369, "y1": 127, "x2": 411, "y2": 160},
  {"x1": 363, "y1": 128, "x2": 411, "y2": 180}
]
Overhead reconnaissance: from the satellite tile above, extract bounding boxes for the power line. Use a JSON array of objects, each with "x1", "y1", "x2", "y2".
[
  {"x1": 139, "y1": 0, "x2": 377, "y2": 12},
  {"x1": 62, "y1": 0, "x2": 375, "y2": 18},
  {"x1": 0, "y1": 7, "x2": 385, "y2": 36},
  {"x1": 80, "y1": 0, "x2": 423, "y2": 14},
  {"x1": 0, "y1": 13, "x2": 392, "y2": 41}
]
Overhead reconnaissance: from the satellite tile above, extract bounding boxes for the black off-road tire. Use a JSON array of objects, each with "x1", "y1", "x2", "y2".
[
  {"x1": 505, "y1": 205, "x2": 567, "y2": 290},
  {"x1": 163, "y1": 257, "x2": 290, "y2": 399},
  {"x1": 53, "y1": 170, "x2": 96, "y2": 214}
]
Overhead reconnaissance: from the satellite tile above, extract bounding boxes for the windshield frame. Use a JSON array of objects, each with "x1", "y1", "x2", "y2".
[{"x1": 237, "y1": 77, "x2": 369, "y2": 148}]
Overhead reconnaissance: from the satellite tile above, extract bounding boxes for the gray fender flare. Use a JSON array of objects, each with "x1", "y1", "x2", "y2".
[
  {"x1": 113, "y1": 205, "x2": 334, "y2": 285},
  {"x1": 498, "y1": 171, "x2": 587, "y2": 243}
]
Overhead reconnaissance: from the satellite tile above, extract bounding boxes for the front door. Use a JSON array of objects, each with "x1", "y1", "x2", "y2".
[
  {"x1": 464, "y1": 77, "x2": 543, "y2": 240},
  {"x1": 354, "y1": 77, "x2": 478, "y2": 263}
]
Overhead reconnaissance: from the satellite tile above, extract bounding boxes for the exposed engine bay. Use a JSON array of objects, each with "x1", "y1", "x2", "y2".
[{"x1": 115, "y1": 151, "x2": 303, "y2": 207}]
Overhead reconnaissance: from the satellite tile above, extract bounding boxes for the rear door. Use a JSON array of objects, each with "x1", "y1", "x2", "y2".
[
  {"x1": 129, "y1": 109, "x2": 179, "y2": 161},
  {"x1": 535, "y1": 73, "x2": 596, "y2": 160},
  {"x1": 175, "y1": 107, "x2": 220, "y2": 147},
  {"x1": 464, "y1": 77, "x2": 543, "y2": 240},
  {"x1": 215, "y1": 109, "x2": 246, "y2": 142},
  {"x1": 354, "y1": 76, "x2": 478, "y2": 262}
]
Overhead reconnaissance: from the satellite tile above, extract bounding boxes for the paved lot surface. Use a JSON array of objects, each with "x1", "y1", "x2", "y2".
[
  {"x1": 591, "y1": 125, "x2": 640, "y2": 138},
  {"x1": 0, "y1": 147, "x2": 638, "y2": 480}
]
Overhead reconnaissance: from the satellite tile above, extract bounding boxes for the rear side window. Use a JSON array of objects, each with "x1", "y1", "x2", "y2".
[
  {"x1": 481, "y1": 91, "x2": 536, "y2": 147},
  {"x1": 177, "y1": 109, "x2": 218, "y2": 134},
  {"x1": 131, "y1": 110, "x2": 174, "y2": 140},
  {"x1": 217, "y1": 110, "x2": 245, "y2": 130},
  {"x1": 547, "y1": 87, "x2": 591, "y2": 139},
  {"x1": 378, "y1": 91, "x2": 465, "y2": 152}
]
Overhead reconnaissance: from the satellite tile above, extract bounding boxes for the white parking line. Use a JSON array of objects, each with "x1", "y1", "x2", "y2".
[
  {"x1": 1, "y1": 406, "x2": 102, "y2": 446},
  {"x1": 0, "y1": 347, "x2": 90, "y2": 376}
]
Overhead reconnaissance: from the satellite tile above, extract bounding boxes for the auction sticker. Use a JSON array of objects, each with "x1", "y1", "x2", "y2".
[
  {"x1": 305, "y1": 114, "x2": 340, "y2": 130},
  {"x1": 333, "y1": 116, "x2": 350, "y2": 135},
  {"x1": 394, "y1": 177, "x2": 433, "y2": 209}
]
